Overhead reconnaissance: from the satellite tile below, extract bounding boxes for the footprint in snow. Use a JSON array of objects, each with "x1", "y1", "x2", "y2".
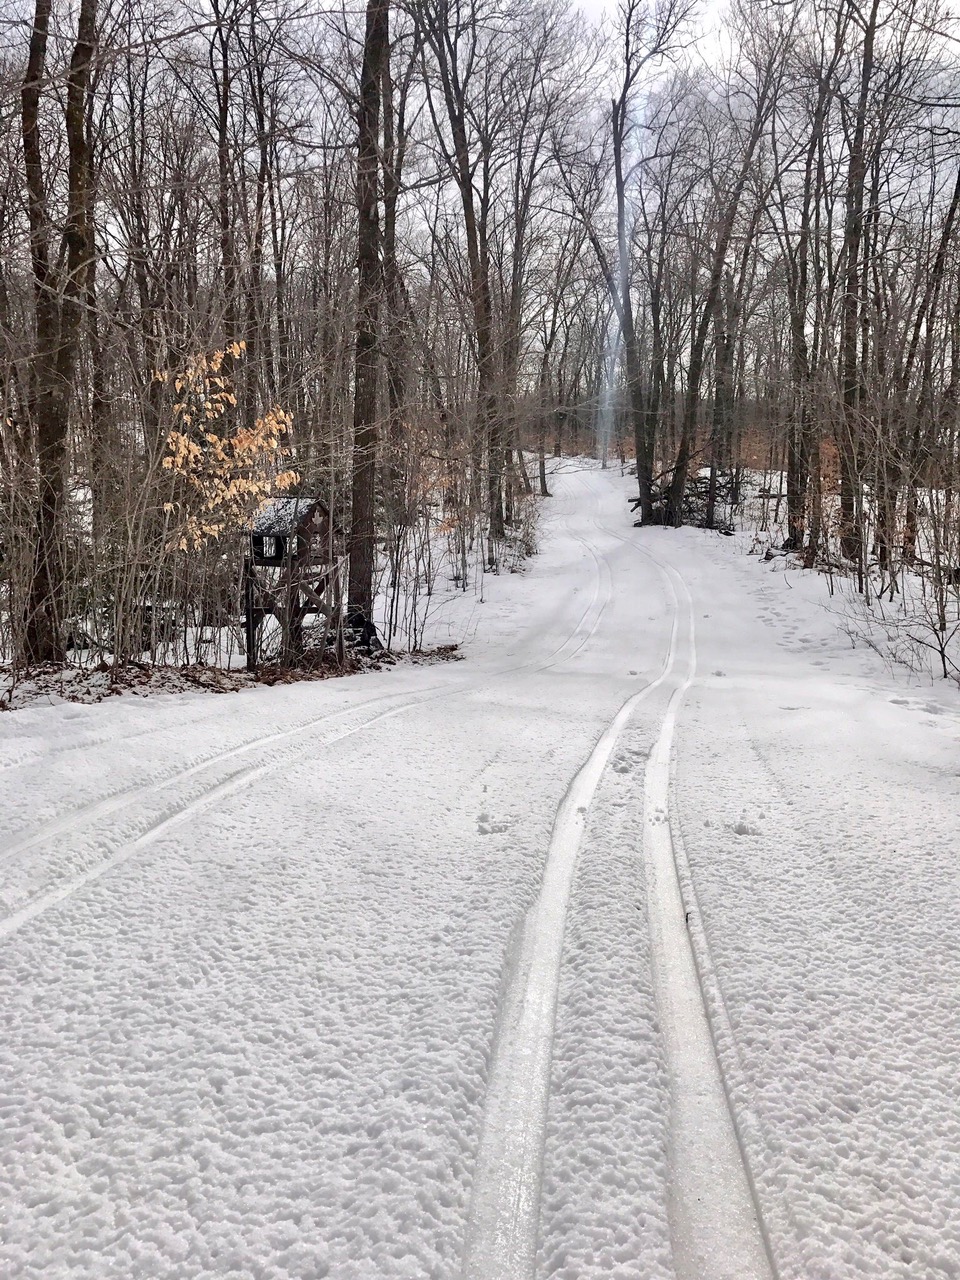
[
  {"x1": 613, "y1": 749, "x2": 645, "y2": 774},
  {"x1": 731, "y1": 818, "x2": 762, "y2": 836},
  {"x1": 477, "y1": 812, "x2": 511, "y2": 836}
]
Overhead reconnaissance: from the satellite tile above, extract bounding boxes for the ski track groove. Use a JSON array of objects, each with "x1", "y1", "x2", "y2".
[
  {"x1": 462, "y1": 533, "x2": 675, "y2": 1280},
  {"x1": 0, "y1": 698, "x2": 419, "y2": 942},
  {"x1": 668, "y1": 777, "x2": 793, "y2": 1279},
  {"x1": 667, "y1": 680, "x2": 818, "y2": 1280},
  {"x1": 463, "y1": 503, "x2": 774, "y2": 1280},
  {"x1": 598, "y1": 514, "x2": 776, "y2": 1280},
  {"x1": 638, "y1": 553, "x2": 774, "y2": 1280},
  {"x1": 0, "y1": 704, "x2": 223, "y2": 775},
  {"x1": 0, "y1": 476, "x2": 611, "y2": 942},
  {"x1": 0, "y1": 684, "x2": 421, "y2": 869}
]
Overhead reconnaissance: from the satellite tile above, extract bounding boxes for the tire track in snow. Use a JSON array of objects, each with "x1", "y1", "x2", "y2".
[
  {"x1": 592, "y1": 506, "x2": 775, "y2": 1276},
  {"x1": 0, "y1": 474, "x2": 612, "y2": 940},
  {"x1": 0, "y1": 704, "x2": 223, "y2": 776},
  {"x1": 0, "y1": 696, "x2": 424, "y2": 942},
  {"x1": 639, "y1": 554, "x2": 775, "y2": 1280},
  {"x1": 0, "y1": 561, "x2": 610, "y2": 945},
  {"x1": 1, "y1": 539, "x2": 608, "y2": 875},
  {"x1": 667, "y1": 730, "x2": 799, "y2": 1280},
  {"x1": 520, "y1": 478, "x2": 611, "y2": 673},
  {"x1": 461, "y1": 557, "x2": 676, "y2": 1280},
  {"x1": 463, "y1": 496, "x2": 775, "y2": 1280},
  {"x1": 0, "y1": 685, "x2": 421, "y2": 870}
]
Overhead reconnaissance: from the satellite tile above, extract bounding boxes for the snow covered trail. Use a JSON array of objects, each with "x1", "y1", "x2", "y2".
[
  {"x1": 635, "y1": 557, "x2": 772, "y2": 1280},
  {"x1": 0, "y1": 474, "x2": 611, "y2": 936},
  {"x1": 2, "y1": 462, "x2": 960, "y2": 1279},
  {"x1": 658, "y1": 521, "x2": 960, "y2": 1279},
  {"x1": 462, "y1": 560, "x2": 676, "y2": 1280},
  {"x1": 463, "y1": 531, "x2": 769, "y2": 1280},
  {"x1": 0, "y1": 465, "x2": 675, "y2": 1279}
]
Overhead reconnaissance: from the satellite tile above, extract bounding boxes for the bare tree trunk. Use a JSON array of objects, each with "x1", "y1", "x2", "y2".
[
  {"x1": 19, "y1": 0, "x2": 98, "y2": 666},
  {"x1": 212, "y1": 0, "x2": 239, "y2": 344},
  {"x1": 705, "y1": 271, "x2": 735, "y2": 529},
  {"x1": 381, "y1": 32, "x2": 417, "y2": 526},
  {"x1": 838, "y1": 0, "x2": 881, "y2": 567},
  {"x1": 611, "y1": 94, "x2": 653, "y2": 521},
  {"x1": 899, "y1": 167, "x2": 960, "y2": 563},
  {"x1": 665, "y1": 13, "x2": 786, "y2": 526},
  {"x1": 348, "y1": 0, "x2": 389, "y2": 622}
]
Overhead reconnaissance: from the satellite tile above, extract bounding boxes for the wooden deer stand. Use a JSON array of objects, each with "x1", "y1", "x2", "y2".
[{"x1": 243, "y1": 497, "x2": 344, "y2": 671}]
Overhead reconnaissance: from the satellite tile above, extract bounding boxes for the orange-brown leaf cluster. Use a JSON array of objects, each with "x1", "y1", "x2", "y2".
[{"x1": 160, "y1": 349, "x2": 297, "y2": 550}]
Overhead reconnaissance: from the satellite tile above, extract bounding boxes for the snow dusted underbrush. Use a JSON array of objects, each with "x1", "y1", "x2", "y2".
[
  {"x1": 1, "y1": 501, "x2": 534, "y2": 713},
  {"x1": 0, "y1": 653, "x2": 369, "y2": 713},
  {"x1": 823, "y1": 576, "x2": 960, "y2": 685},
  {"x1": 0, "y1": 662, "x2": 256, "y2": 713},
  {"x1": 0, "y1": 646, "x2": 470, "y2": 714},
  {"x1": 734, "y1": 473, "x2": 960, "y2": 689}
]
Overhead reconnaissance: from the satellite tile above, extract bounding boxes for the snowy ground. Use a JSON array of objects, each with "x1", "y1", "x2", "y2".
[{"x1": 1, "y1": 461, "x2": 959, "y2": 1278}]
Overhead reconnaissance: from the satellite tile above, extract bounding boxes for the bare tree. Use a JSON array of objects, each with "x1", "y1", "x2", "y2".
[
  {"x1": 349, "y1": 0, "x2": 390, "y2": 624},
  {"x1": 19, "y1": 0, "x2": 98, "y2": 664}
]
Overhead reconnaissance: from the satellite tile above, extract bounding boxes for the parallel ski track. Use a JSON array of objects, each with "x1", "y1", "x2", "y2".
[
  {"x1": 462, "y1": 520, "x2": 677, "y2": 1280},
  {"x1": 462, "y1": 501, "x2": 774, "y2": 1280},
  {"x1": 0, "y1": 703, "x2": 226, "y2": 776},
  {"x1": 0, "y1": 478, "x2": 612, "y2": 941},
  {"x1": 599, "y1": 514, "x2": 776, "y2": 1280}
]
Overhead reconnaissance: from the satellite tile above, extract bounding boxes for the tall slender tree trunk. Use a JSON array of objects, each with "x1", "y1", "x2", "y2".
[
  {"x1": 381, "y1": 41, "x2": 413, "y2": 527},
  {"x1": 838, "y1": 0, "x2": 880, "y2": 566},
  {"x1": 705, "y1": 271, "x2": 735, "y2": 529},
  {"x1": 212, "y1": 0, "x2": 238, "y2": 344},
  {"x1": 783, "y1": 60, "x2": 835, "y2": 551},
  {"x1": 348, "y1": 0, "x2": 389, "y2": 622},
  {"x1": 20, "y1": 0, "x2": 98, "y2": 666},
  {"x1": 611, "y1": 95, "x2": 652, "y2": 522},
  {"x1": 665, "y1": 47, "x2": 783, "y2": 527},
  {"x1": 898, "y1": 166, "x2": 960, "y2": 563}
]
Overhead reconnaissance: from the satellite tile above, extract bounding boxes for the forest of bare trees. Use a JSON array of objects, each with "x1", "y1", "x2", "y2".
[{"x1": 3, "y1": 0, "x2": 960, "y2": 682}]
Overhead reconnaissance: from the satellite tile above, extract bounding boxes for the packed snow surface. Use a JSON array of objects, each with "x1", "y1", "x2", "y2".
[{"x1": 1, "y1": 462, "x2": 959, "y2": 1278}]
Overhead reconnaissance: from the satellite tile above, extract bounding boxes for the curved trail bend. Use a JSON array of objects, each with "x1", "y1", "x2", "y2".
[{"x1": 0, "y1": 470, "x2": 611, "y2": 940}]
